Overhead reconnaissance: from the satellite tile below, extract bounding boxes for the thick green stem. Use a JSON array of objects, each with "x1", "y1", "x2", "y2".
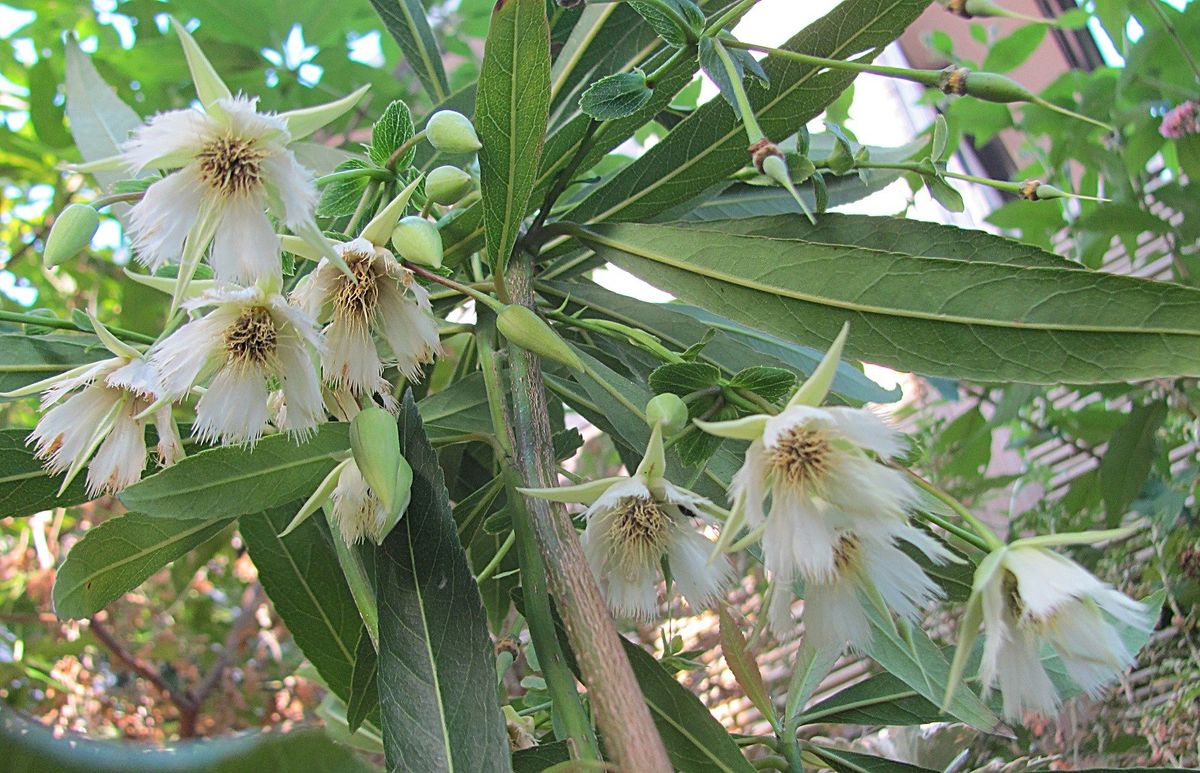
[
  {"x1": 476, "y1": 321, "x2": 600, "y2": 761},
  {"x1": 724, "y1": 39, "x2": 942, "y2": 86},
  {"x1": 315, "y1": 167, "x2": 395, "y2": 188},
  {"x1": 502, "y1": 254, "x2": 672, "y2": 771},
  {"x1": 386, "y1": 129, "x2": 428, "y2": 170},
  {"x1": 704, "y1": 0, "x2": 762, "y2": 34},
  {"x1": 346, "y1": 180, "x2": 381, "y2": 235}
]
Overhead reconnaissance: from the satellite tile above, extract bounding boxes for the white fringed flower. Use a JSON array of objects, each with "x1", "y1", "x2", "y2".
[
  {"x1": 152, "y1": 284, "x2": 324, "y2": 446},
  {"x1": 293, "y1": 237, "x2": 440, "y2": 396},
  {"x1": 698, "y1": 324, "x2": 946, "y2": 645},
  {"x1": 101, "y1": 21, "x2": 365, "y2": 301},
  {"x1": 6, "y1": 325, "x2": 182, "y2": 497},
  {"x1": 962, "y1": 541, "x2": 1153, "y2": 721},
  {"x1": 522, "y1": 424, "x2": 732, "y2": 619},
  {"x1": 328, "y1": 460, "x2": 394, "y2": 546}
]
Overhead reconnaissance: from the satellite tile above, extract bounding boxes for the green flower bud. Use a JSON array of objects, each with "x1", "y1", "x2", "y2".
[
  {"x1": 645, "y1": 393, "x2": 688, "y2": 435},
  {"x1": 350, "y1": 407, "x2": 410, "y2": 519},
  {"x1": 391, "y1": 216, "x2": 444, "y2": 269},
  {"x1": 962, "y1": 71, "x2": 1036, "y2": 104},
  {"x1": 426, "y1": 110, "x2": 482, "y2": 154},
  {"x1": 43, "y1": 204, "x2": 100, "y2": 267},
  {"x1": 425, "y1": 165, "x2": 474, "y2": 205},
  {"x1": 497, "y1": 305, "x2": 583, "y2": 371}
]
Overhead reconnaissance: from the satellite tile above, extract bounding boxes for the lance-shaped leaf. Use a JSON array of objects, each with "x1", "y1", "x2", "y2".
[
  {"x1": 718, "y1": 607, "x2": 777, "y2": 726},
  {"x1": 63, "y1": 38, "x2": 143, "y2": 192},
  {"x1": 241, "y1": 503, "x2": 365, "y2": 702},
  {"x1": 120, "y1": 424, "x2": 350, "y2": 520},
  {"x1": 568, "y1": 220, "x2": 1200, "y2": 384},
  {"x1": 53, "y1": 512, "x2": 234, "y2": 619},
  {"x1": 475, "y1": 0, "x2": 550, "y2": 271},
  {"x1": 0, "y1": 332, "x2": 107, "y2": 397},
  {"x1": 375, "y1": 393, "x2": 510, "y2": 772},
  {"x1": 368, "y1": 0, "x2": 450, "y2": 102},
  {"x1": 563, "y1": 0, "x2": 932, "y2": 224}
]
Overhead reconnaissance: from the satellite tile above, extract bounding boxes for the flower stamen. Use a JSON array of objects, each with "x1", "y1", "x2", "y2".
[
  {"x1": 334, "y1": 252, "x2": 380, "y2": 323},
  {"x1": 610, "y1": 496, "x2": 671, "y2": 578},
  {"x1": 771, "y1": 426, "x2": 832, "y2": 486},
  {"x1": 196, "y1": 135, "x2": 266, "y2": 196},
  {"x1": 225, "y1": 306, "x2": 278, "y2": 365}
]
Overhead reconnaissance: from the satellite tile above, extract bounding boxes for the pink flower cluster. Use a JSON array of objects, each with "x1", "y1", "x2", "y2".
[{"x1": 1160, "y1": 100, "x2": 1200, "y2": 139}]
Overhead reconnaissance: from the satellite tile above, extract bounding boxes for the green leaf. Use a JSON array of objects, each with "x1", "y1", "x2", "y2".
[
  {"x1": 376, "y1": 393, "x2": 511, "y2": 772},
  {"x1": 0, "y1": 332, "x2": 107, "y2": 395},
  {"x1": 346, "y1": 629, "x2": 379, "y2": 733},
  {"x1": 240, "y1": 503, "x2": 365, "y2": 702},
  {"x1": 29, "y1": 59, "x2": 71, "y2": 148},
  {"x1": 0, "y1": 428, "x2": 90, "y2": 519},
  {"x1": 649, "y1": 361, "x2": 722, "y2": 395},
  {"x1": 728, "y1": 366, "x2": 796, "y2": 403},
  {"x1": 627, "y1": 0, "x2": 704, "y2": 46},
  {"x1": 808, "y1": 745, "x2": 935, "y2": 773},
  {"x1": 1099, "y1": 399, "x2": 1168, "y2": 527},
  {"x1": 512, "y1": 742, "x2": 571, "y2": 772},
  {"x1": 540, "y1": 279, "x2": 895, "y2": 404},
  {"x1": 718, "y1": 607, "x2": 777, "y2": 726},
  {"x1": 368, "y1": 0, "x2": 450, "y2": 101},
  {"x1": 0, "y1": 703, "x2": 375, "y2": 773},
  {"x1": 417, "y1": 373, "x2": 493, "y2": 442},
  {"x1": 370, "y1": 99, "x2": 416, "y2": 168},
  {"x1": 317, "y1": 159, "x2": 374, "y2": 217},
  {"x1": 564, "y1": 0, "x2": 931, "y2": 224},
  {"x1": 53, "y1": 512, "x2": 234, "y2": 620},
  {"x1": 618, "y1": 636, "x2": 756, "y2": 773},
  {"x1": 570, "y1": 220, "x2": 1200, "y2": 384},
  {"x1": 924, "y1": 174, "x2": 965, "y2": 212},
  {"x1": 120, "y1": 424, "x2": 350, "y2": 520},
  {"x1": 982, "y1": 24, "x2": 1047, "y2": 73},
  {"x1": 579, "y1": 71, "x2": 654, "y2": 120},
  {"x1": 476, "y1": 0, "x2": 551, "y2": 271},
  {"x1": 64, "y1": 37, "x2": 143, "y2": 191},
  {"x1": 861, "y1": 606, "x2": 1003, "y2": 733}
]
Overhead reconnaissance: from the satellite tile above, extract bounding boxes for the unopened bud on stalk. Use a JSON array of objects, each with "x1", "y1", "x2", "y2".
[
  {"x1": 1019, "y1": 179, "x2": 1071, "y2": 201},
  {"x1": 350, "y1": 407, "x2": 408, "y2": 517},
  {"x1": 43, "y1": 204, "x2": 99, "y2": 267},
  {"x1": 750, "y1": 138, "x2": 817, "y2": 224},
  {"x1": 426, "y1": 110, "x2": 482, "y2": 154},
  {"x1": 960, "y1": 71, "x2": 1036, "y2": 104},
  {"x1": 391, "y1": 216, "x2": 444, "y2": 269},
  {"x1": 425, "y1": 165, "x2": 474, "y2": 205},
  {"x1": 646, "y1": 393, "x2": 689, "y2": 435},
  {"x1": 497, "y1": 305, "x2": 584, "y2": 371}
]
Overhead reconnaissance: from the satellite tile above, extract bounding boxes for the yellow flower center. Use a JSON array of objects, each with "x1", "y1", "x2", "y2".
[
  {"x1": 225, "y1": 306, "x2": 278, "y2": 366},
  {"x1": 197, "y1": 135, "x2": 266, "y2": 196},
  {"x1": 609, "y1": 496, "x2": 671, "y2": 578},
  {"x1": 335, "y1": 252, "x2": 380, "y2": 323},
  {"x1": 771, "y1": 425, "x2": 833, "y2": 487}
]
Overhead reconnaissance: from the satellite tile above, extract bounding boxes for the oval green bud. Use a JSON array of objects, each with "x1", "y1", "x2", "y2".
[
  {"x1": 497, "y1": 305, "x2": 583, "y2": 372},
  {"x1": 369, "y1": 455, "x2": 413, "y2": 544},
  {"x1": 963, "y1": 71, "x2": 1036, "y2": 104},
  {"x1": 43, "y1": 204, "x2": 100, "y2": 267},
  {"x1": 350, "y1": 407, "x2": 404, "y2": 517},
  {"x1": 426, "y1": 110, "x2": 482, "y2": 154},
  {"x1": 645, "y1": 393, "x2": 688, "y2": 435},
  {"x1": 425, "y1": 165, "x2": 474, "y2": 205},
  {"x1": 391, "y1": 216, "x2": 444, "y2": 269}
]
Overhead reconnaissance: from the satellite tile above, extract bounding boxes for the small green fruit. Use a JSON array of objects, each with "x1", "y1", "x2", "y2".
[
  {"x1": 497, "y1": 305, "x2": 583, "y2": 371},
  {"x1": 426, "y1": 110, "x2": 482, "y2": 154},
  {"x1": 391, "y1": 216, "x2": 444, "y2": 269},
  {"x1": 43, "y1": 204, "x2": 100, "y2": 267},
  {"x1": 425, "y1": 165, "x2": 474, "y2": 205},
  {"x1": 645, "y1": 393, "x2": 688, "y2": 435}
]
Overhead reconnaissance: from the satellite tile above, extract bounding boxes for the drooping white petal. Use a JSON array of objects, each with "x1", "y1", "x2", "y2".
[
  {"x1": 729, "y1": 439, "x2": 769, "y2": 525},
  {"x1": 993, "y1": 627, "x2": 1061, "y2": 720},
  {"x1": 1003, "y1": 546, "x2": 1111, "y2": 623},
  {"x1": 193, "y1": 364, "x2": 271, "y2": 446},
  {"x1": 274, "y1": 330, "x2": 325, "y2": 438},
  {"x1": 105, "y1": 357, "x2": 160, "y2": 400},
  {"x1": 261, "y1": 151, "x2": 317, "y2": 227},
  {"x1": 823, "y1": 406, "x2": 906, "y2": 459},
  {"x1": 151, "y1": 310, "x2": 230, "y2": 397},
  {"x1": 323, "y1": 318, "x2": 384, "y2": 394},
  {"x1": 763, "y1": 486, "x2": 840, "y2": 582},
  {"x1": 208, "y1": 195, "x2": 282, "y2": 284},
  {"x1": 377, "y1": 282, "x2": 440, "y2": 381},
  {"x1": 86, "y1": 402, "x2": 148, "y2": 495},
  {"x1": 215, "y1": 96, "x2": 288, "y2": 144},
  {"x1": 126, "y1": 165, "x2": 206, "y2": 270},
  {"x1": 860, "y1": 533, "x2": 944, "y2": 623},
  {"x1": 822, "y1": 454, "x2": 917, "y2": 523},
  {"x1": 329, "y1": 462, "x2": 388, "y2": 545},
  {"x1": 665, "y1": 522, "x2": 731, "y2": 612},
  {"x1": 123, "y1": 108, "x2": 209, "y2": 172},
  {"x1": 30, "y1": 385, "x2": 125, "y2": 475},
  {"x1": 802, "y1": 577, "x2": 871, "y2": 652},
  {"x1": 153, "y1": 405, "x2": 184, "y2": 466}
]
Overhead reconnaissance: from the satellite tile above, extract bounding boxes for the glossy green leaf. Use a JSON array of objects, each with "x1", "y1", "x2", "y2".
[
  {"x1": 368, "y1": 0, "x2": 450, "y2": 101},
  {"x1": 240, "y1": 503, "x2": 365, "y2": 702},
  {"x1": 53, "y1": 512, "x2": 234, "y2": 619},
  {"x1": 578, "y1": 71, "x2": 654, "y2": 120},
  {"x1": 0, "y1": 428, "x2": 90, "y2": 519},
  {"x1": 120, "y1": 425, "x2": 350, "y2": 520},
  {"x1": 375, "y1": 393, "x2": 510, "y2": 772},
  {"x1": 649, "y1": 361, "x2": 722, "y2": 395},
  {"x1": 317, "y1": 159, "x2": 373, "y2": 217},
  {"x1": 0, "y1": 703, "x2": 375, "y2": 773},
  {"x1": 718, "y1": 607, "x2": 777, "y2": 726},
  {"x1": 346, "y1": 629, "x2": 379, "y2": 734},
  {"x1": 1099, "y1": 399, "x2": 1167, "y2": 527},
  {"x1": 570, "y1": 220, "x2": 1200, "y2": 383},
  {"x1": 564, "y1": 0, "x2": 932, "y2": 224},
  {"x1": 728, "y1": 366, "x2": 796, "y2": 402},
  {"x1": 476, "y1": 0, "x2": 550, "y2": 271},
  {"x1": 369, "y1": 99, "x2": 416, "y2": 168},
  {"x1": 627, "y1": 0, "x2": 704, "y2": 47}
]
